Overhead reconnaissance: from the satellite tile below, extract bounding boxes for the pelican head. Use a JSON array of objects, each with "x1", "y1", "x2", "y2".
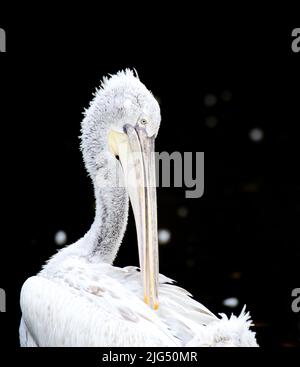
[{"x1": 80, "y1": 69, "x2": 161, "y2": 310}]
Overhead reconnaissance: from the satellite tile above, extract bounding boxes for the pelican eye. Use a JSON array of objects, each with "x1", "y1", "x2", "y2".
[{"x1": 140, "y1": 118, "x2": 148, "y2": 125}]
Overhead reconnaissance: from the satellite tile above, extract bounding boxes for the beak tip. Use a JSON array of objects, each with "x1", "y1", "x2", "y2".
[
  {"x1": 144, "y1": 295, "x2": 150, "y2": 306},
  {"x1": 144, "y1": 296, "x2": 159, "y2": 311}
]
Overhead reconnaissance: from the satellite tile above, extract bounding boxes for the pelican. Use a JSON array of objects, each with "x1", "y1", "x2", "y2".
[{"x1": 20, "y1": 70, "x2": 258, "y2": 347}]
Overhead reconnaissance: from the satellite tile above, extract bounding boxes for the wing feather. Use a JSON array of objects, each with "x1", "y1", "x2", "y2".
[{"x1": 20, "y1": 276, "x2": 179, "y2": 347}]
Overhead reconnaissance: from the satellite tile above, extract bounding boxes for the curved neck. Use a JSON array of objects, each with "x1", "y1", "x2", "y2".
[
  {"x1": 42, "y1": 152, "x2": 129, "y2": 278},
  {"x1": 82, "y1": 155, "x2": 129, "y2": 264}
]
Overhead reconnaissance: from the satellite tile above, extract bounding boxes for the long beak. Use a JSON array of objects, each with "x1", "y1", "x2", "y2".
[{"x1": 108, "y1": 125, "x2": 159, "y2": 310}]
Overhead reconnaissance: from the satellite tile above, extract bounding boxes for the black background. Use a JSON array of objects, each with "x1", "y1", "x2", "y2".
[{"x1": 0, "y1": 6, "x2": 300, "y2": 356}]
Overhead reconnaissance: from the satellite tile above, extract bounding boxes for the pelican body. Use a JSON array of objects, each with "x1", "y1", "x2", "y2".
[{"x1": 20, "y1": 70, "x2": 258, "y2": 347}]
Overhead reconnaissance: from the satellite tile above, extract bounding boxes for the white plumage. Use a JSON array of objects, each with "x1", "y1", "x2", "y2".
[{"x1": 20, "y1": 70, "x2": 258, "y2": 347}]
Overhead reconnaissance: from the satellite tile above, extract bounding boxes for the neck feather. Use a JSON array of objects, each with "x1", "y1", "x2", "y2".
[{"x1": 82, "y1": 153, "x2": 129, "y2": 263}]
